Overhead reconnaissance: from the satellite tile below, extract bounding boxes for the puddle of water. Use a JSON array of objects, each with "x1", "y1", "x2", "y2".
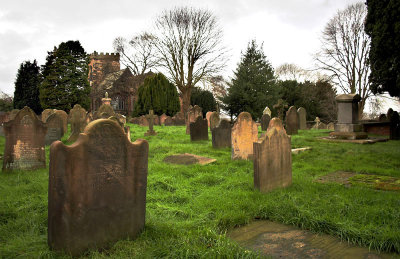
[{"x1": 228, "y1": 221, "x2": 399, "y2": 259}]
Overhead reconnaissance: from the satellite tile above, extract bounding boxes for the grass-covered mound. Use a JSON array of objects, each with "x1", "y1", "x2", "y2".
[{"x1": 0, "y1": 124, "x2": 399, "y2": 258}]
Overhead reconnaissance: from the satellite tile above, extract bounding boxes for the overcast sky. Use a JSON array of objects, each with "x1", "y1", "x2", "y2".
[{"x1": 3, "y1": 0, "x2": 397, "y2": 112}]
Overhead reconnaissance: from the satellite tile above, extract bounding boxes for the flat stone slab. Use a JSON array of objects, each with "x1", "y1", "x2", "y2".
[
  {"x1": 291, "y1": 147, "x2": 312, "y2": 154},
  {"x1": 318, "y1": 137, "x2": 388, "y2": 144},
  {"x1": 163, "y1": 153, "x2": 216, "y2": 165},
  {"x1": 228, "y1": 220, "x2": 394, "y2": 258},
  {"x1": 315, "y1": 171, "x2": 400, "y2": 192}
]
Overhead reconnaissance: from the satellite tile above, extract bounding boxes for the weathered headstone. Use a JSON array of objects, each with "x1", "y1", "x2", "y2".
[
  {"x1": 159, "y1": 114, "x2": 168, "y2": 125},
  {"x1": 260, "y1": 114, "x2": 271, "y2": 131},
  {"x1": 144, "y1": 110, "x2": 157, "y2": 136},
  {"x1": 48, "y1": 119, "x2": 148, "y2": 256},
  {"x1": 186, "y1": 105, "x2": 202, "y2": 134},
  {"x1": 164, "y1": 116, "x2": 173, "y2": 126},
  {"x1": 0, "y1": 111, "x2": 9, "y2": 124},
  {"x1": 139, "y1": 115, "x2": 149, "y2": 127},
  {"x1": 45, "y1": 113, "x2": 64, "y2": 145},
  {"x1": 172, "y1": 112, "x2": 185, "y2": 125},
  {"x1": 209, "y1": 111, "x2": 220, "y2": 131},
  {"x1": 390, "y1": 111, "x2": 400, "y2": 140},
  {"x1": 387, "y1": 108, "x2": 394, "y2": 121},
  {"x1": 231, "y1": 112, "x2": 258, "y2": 160},
  {"x1": 54, "y1": 110, "x2": 68, "y2": 134},
  {"x1": 41, "y1": 109, "x2": 55, "y2": 123},
  {"x1": 94, "y1": 104, "x2": 115, "y2": 120},
  {"x1": 153, "y1": 115, "x2": 160, "y2": 126},
  {"x1": 297, "y1": 107, "x2": 307, "y2": 130},
  {"x1": 190, "y1": 116, "x2": 208, "y2": 141},
  {"x1": 206, "y1": 111, "x2": 213, "y2": 127},
  {"x1": 312, "y1": 117, "x2": 327, "y2": 130},
  {"x1": 327, "y1": 122, "x2": 335, "y2": 130},
  {"x1": 67, "y1": 104, "x2": 87, "y2": 143},
  {"x1": 254, "y1": 118, "x2": 292, "y2": 192},
  {"x1": 263, "y1": 106, "x2": 272, "y2": 116},
  {"x1": 2, "y1": 107, "x2": 47, "y2": 171},
  {"x1": 212, "y1": 119, "x2": 231, "y2": 148},
  {"x1": 285, "y1": 106, "x2": 299, "y2": 135},
  {"x1": 9, "y1": 109, "x2": 20, "y2": 121}
]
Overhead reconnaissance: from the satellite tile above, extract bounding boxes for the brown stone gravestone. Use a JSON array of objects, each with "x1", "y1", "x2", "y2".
[
  {"x1": 260, "y1": 114, "x2": 271, "y2": 131},
  {"x1": 212, "y1": 119, "x2": 231, "y2": 148},
  {"x1": 254, "y1": 118, "x2": 292, "y2": 192},
  {"x1": 231, "y1": 112, "x2": 258, "y2": 160},
  {"x1": 67, "y1": 104, "x2": 87, "y2": 143},
  {"x1": 159, "y1": 113, "x2": 168, "y2": 125},
  {"x1": 41, "y1": 109, "x2": 55, "y2": 123},
  {"x1": 54, "y1": 110, "x2": 68, "y2": 134},
  {"x1": 206, "y1": 111, "x2": 213, "y2": 127},
  {"x1": 144, "y1": 110, "x2": 157, "y2": 136},
  {"x1": 164, "y1": 116, "x2": 173, "y2": 126},
  {"x1": 48, "y1": 119, "x2": 148, "y2": 256},
  {"x1": 139, "y1": 115, "x2": 149, "y2": 127},
  {"x1": 285, "y1": 106, "x2": 299, "y2": 135},
  {"x1": 45, "y1": 113, "x2": 64, "y2": 145},
  {"x1": 297, "y1": 107, "x2": 307, "y2": 130},
  {"x1": 94, "y1": 103, "x2": 116, "y2": 120},
  {"x1": 190, "y1": 116, "x2": 208, "y2": 141},
  {"x1": 2, "y1": 106, "x2": 47, "y2": 171},
  {"x1": 172, "y1": 112, "x2": 185, "y2": 125},
  {"x1": 9, "y1": 109, "x2": 19, "y2": 121},
  {"x1": 209, "y1": 111, "x2": 220, "y2": 131},
  {"x1": 186, "y1": 105, "x2": 202, "y2": 134}
]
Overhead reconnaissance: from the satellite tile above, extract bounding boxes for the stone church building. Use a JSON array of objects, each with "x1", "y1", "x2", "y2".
[{"x1": 88, "y1": 52, "x2": 152, "y2": 115}]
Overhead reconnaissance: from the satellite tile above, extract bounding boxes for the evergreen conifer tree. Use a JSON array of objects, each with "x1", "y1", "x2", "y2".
[
  {"x1": 190, "y1": 87, "x2": 217, "y2": 116},
  {"x1": 39, "y1": 41, "x2": 90, "y2": 112},
  {"x1": 13, "y1": 60, "x2": 42, "y2": 113}
]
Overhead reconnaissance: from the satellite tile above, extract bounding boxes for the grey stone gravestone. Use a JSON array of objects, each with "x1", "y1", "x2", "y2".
[
  {"x1": 48, "y1": 119, "x2": 148, "y2": 256},
  {"x1": 190, "y1": 116, "x2": 208, "y2": 141},
  {"x1": 209, "y1": 111, "x2": 220, "y2": 130},
  {"x1": 285, "y1": 106, "x2": 299, "y2": 135},
  {"x1": 231, "y1": 112, "x2": 258, "y2": 160},
  {"x1": 45, "y1": 113, "x2": 64, "y2": 145},
  {"x1": 211, "y1": 119, "x2": 231, "y2": 148},
  {"x1": 254, "y1": 118, "x2": 292, "y2": 192},
  {"x1": 144, "y1": 110, "x2": 157, "y2": 136},
  {"x1": 297, "y1": 107, "x2": 307, "y2": 130},
  {"x1": 67, "y1": 104, "x2": 87, "y2": 143},
  {"x1": 261, "y1": 114, "x2": 271, "y2": 131},
  {"x1": 2, "y1": 106, "x2": 47, "y2": 171}
]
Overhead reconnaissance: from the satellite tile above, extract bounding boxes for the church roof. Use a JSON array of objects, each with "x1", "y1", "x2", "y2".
[{"x1": 98, "y1": 69, "x2": 127, "y2": 90}]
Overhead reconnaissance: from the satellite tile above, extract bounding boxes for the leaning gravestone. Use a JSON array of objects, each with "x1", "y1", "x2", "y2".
[
  {"x1": 2, "y1": 107, "x2": 47, "y2": 171},
  {"x1": 41, "y1": 109, "x2": 55, "y2": 123},
  {"x1": 190, "y1": 116, "x2": 208, "y2": 141},
  {"x1": 285, "y1": 106, "x2": 299, "y2": 135},
  {"x1": 231, "y1": 112, "x2": 258, "y2": 160},
  {"x1": 186, "y1": 105, "x2": 203, "y2": 134},
  {"x1": 67, "y1": 104, "x2": 87, "y2": 143},
  {"x1": 254, "y1": 118, "x2": 292, "y2": 192},
  {"x1": 260, "y1": 114, "x2": 271, "y2": 131},
  {"x1": 212, "y1": 119, "x2": 231, "y2": 148},
  {"x1": 297, "y1": 107, "x2": 307, "y2": 130},
  {"x1": 209, "y1": 111, "x2": 220, "y2": 130},
  {"x1": 48, "y1": 119, "x2": 148, "y2": 256},
  {"x1": 54, "y1": 110, "x2": 68, "y2": 134},
  {"x1": 45, "y1": 113, "x2": 64, "y2": 145}
]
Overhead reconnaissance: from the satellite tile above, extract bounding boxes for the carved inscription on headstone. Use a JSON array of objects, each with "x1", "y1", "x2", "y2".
[
  {"x1": 48, "y1": 119, "x2": 148, "y2": 256},
  {"x1": 45, "y1": 113, "x2": 64, "y2": 145},
  {"x1": 231, "y1": 112, "x2": 258, "y2": 160},
  {"x1": 254, "y1": 118, "x2": 292, "y2": 192},
  {"x1": 2, "y1": 107, "x2": 47, "y2": 171}
]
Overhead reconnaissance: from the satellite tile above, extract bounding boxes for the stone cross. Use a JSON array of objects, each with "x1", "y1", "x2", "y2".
[
  {"x1": 145, "y1": 110, "x2": 157, "y2": 136},
  {"x1": 314, "y1": 117, "x2": 321, "y2": 128},
  {"x1": 273, "y1": 99, "x2": 288, "y2": 121}
]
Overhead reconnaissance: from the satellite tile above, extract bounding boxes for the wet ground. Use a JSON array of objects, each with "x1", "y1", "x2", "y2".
[{"x1": 228, "y1": 220, "x2": 399, "y2": 258}]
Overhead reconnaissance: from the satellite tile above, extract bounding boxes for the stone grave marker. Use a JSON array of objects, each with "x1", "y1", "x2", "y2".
[
  {"x1": 164, "y1": 153, "x2": 216, "y2": 165},
  {"x1": 327, "y1": 122, "x2": 335, "y2": 130},
  {"x1": 54, "y1": 110, "x2": 68, "y2": 134},
  {"x1": 41, "y1": 109, "x2": 55, "y2": 123},
  {"x1": 285, "y1": 106, "x2": 299, "y2": 135},
  {"x1": 139, "y1": 115, "x2": 149, "y2": 126},
  {"x1": 94, "y1": 104, "x2": 115, "y2": 120},
  {"x1": 2, "y1": 107, "x2": 47, "y2": 171},
  {"x1": 164, "y1": 116, "x2": 173, "y2": 126},
  {"x1": 273, "y1": 99, "x2": 288, "y2": 121},
  {"x1": 231, "y1": 112, "x2": 258, "y2": 160},
  {"x1": 260, "y1": 114, "x2": 271, "y2": 131},
  {"x1": 67, "y1": 104, "x2": 87, "y2": 143},
  {"x1": 206, "y1": 111, "x2": 213, "y2": 127},
  {"x1": 172, "y1": 112, "x2": 185, "y2": 125},
  {"x1": 159, "y1": 114, "x2": 168, "y2": 125},
  {"x1": 9, "y1": 109, "x2": 20, "y2": 121},
  {"x1": 387, "y1": 108, "x2": 394, "y2": 121},
  {"x1": 209, "y1": 111, "x2": 220, "y2": 130},
  {"x1": 48, "y1": 119, "x2": 148, "y2": 256},
  {"x1": 297, "y1": 107, "x2": 307, "y2": 130},
  {"x1": 212, "y1": 119, "x2": 231, "y2": 148},
  {"x1": 0, "y1": 111, "x2": 9, "y2": 124},
  {"x1": 190, "y1": 116, "x2": 208, "y2": 141},
  {"x1": 144, "y1": 110, "x2": 157, "y2": 136},
  {"x1": 379, "y1": 114, "x2": 388, "y2": 122},
  {"x1": 390, "y1": 111, "x2": 400, "y2": 140},
  {"x1": 45, "y1": 113, "x2": 64, "y2": 145},
  {"x1": 254, "y1": 117, "x2": 292, "y2": 192},
  {"x1": 263, "y1": 106, "x2": 271, "y2": 116},
  {"x1": 153, "y1": 114, "x2": 160, "y2": 126},
  {"x1": 186, "y1": 105, "x2": 202, "y2": 134}
]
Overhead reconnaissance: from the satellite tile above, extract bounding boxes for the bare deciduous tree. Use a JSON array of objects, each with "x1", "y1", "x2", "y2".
[
  {"x1": 315, "y1": 2, "x2": 371, "y2": 118},
  {"x1": 153, "y1": 7, "x2": 227, "y2": 116},
  {"x1": 113, "y1": 32, "x2": 158, "y2": 75}
]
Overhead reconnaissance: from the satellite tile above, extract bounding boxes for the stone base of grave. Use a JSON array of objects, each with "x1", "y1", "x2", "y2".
[
  {"x1": 334, "y1": 123, "x2": 363, "y2": 132},
  {"x1": 144, "y1": 130, "x2": 157, "y2": 136},
  {"x1": 329, "y1": 131, "x2": 368, "y2": 140}
]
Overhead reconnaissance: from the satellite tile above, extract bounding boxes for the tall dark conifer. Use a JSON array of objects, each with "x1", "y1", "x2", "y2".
[
  {"x1": 13, "y1": 60, "x2": 42, "y2": 113},
  {"x1": 190, "y1": 87, "x2": 217, "y2": 116}
]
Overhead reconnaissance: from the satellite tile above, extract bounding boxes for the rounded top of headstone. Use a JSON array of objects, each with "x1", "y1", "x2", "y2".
[
  {"x1": 84, "y1": 118, "x2": 126, "y2": 137},
  {"x1": 237, "y1": 112, "x2": 252, "y2": 122},
  {"x1": 336, "y1": 94, "x2": 361, "y2": 102},
  {"x1": 263, "y1": 107, "x2": 271, "y2": 116},
  {"x1": 267, "y1": 117, "x2": 284, "y2": 131}
]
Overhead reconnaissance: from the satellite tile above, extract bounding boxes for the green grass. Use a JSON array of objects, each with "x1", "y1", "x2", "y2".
[{"x1": 0, "y1": 125, "x2": 399, "y2": 258}]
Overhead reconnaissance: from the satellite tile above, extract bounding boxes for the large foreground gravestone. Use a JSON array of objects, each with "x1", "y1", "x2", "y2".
[
  {"x1": 285, "y1": 106, "x2": 299, "y2": 135},
  {"x1": 2, "y1": 107, "x2": 47, "y2": 171},
  {"x1": 254, "y1": 118, "x2": 292, "y2": 192},
  {"x1": 48, "y1": 119, "x2": 148, "y2": 256},
  {"x1": 190, "y1": 116, "x2": 208, "y2": 141},
  {"x1": 67, "y1": 104, "x2": 87, "y2": 143},
  {"x1": 45, "y1": 113, "x2": 64, "y2": 145},
  {"x1": 231, "y1": 112, "x2": 258, "y2": 160},
  {"x1": 297, "y1": 107, "x2": 307, "y2": 130},
  {"x1": 212, "y1": 119, "x2": 231, "y2": 148},
  {"x1": 186, "y1": 105, "x2": 202, "y2": 134},
  {"x1": 261, "y1": 114, "x2": 271, "y2": 131}
]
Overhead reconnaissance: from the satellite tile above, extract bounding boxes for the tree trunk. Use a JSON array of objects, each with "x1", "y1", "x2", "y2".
[
  {"x1": 181, "y1": 88, "x2": 192, "y2": 121},
  {"x1": 358, "y1": 99, "x2": 365, "y2": 120}
]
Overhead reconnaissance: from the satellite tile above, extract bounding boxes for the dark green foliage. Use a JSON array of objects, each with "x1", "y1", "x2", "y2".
[
  {"x1": 133, "y1": 73, "x2": 180, "y2": 116},
  {"x1": 221, "y1": 40, "x2": 278, "y2": 120},
  {"x1": 278, "y1": 79, "x2": 337, "y2": 122},
  {"x1": 39, "y1": 41, "x2": 90, "y2": 112},
  {"x1": 0, "y1": 92, "x2": 13, "y2": 112},
  {"x1": 190, "y1": 87, "x2": 217, "y2": 116},
  {"x1": 13, "y1": 60, "x2": 42, "y2": 114},
  {"x1": 365, "y1": 0, "x2": 400, "y2": 97}
]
